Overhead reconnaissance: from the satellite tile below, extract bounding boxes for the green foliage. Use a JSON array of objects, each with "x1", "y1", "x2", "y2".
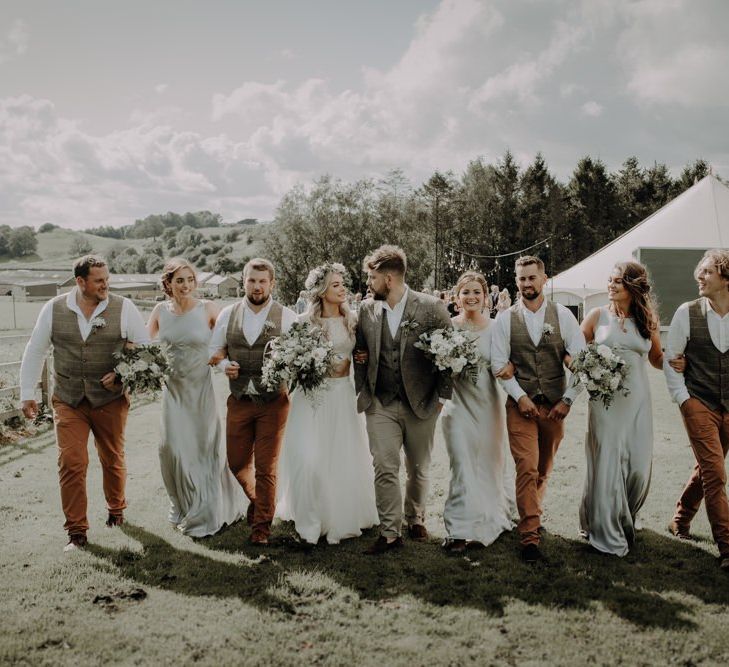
[
  {"x1": 69, "y1": 235, "x2": 93, "y2": 257},
  {"x1": 38, "y1": 223, "x2": 58, "y2": 233},
  {"x1": 0, "y1": 225, "x2": 37, "y2": 257}
]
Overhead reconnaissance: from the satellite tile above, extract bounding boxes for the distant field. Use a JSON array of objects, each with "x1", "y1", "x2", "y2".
[{"x1": 0, "y1": 223, "x2": 268, "y2": 270}]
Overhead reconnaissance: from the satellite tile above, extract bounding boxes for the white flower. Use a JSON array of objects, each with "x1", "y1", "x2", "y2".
[
  {"x1": 596, "y1": 344, "x2": 613, "y2": 359},
  {"x1": 609, "y1": 375, "x2": 621, "y2": 390},
  {"x1": 117, "y1": 361, "x2": 131, "y2": 376},
  {"x1": 90, "y1": 316, "x2": 107, "y2": 329},
  {"x1": 132, "y1": 360, "x2": 149, "y2": 373},
  {"x1": 542, "y1": 323, "x2": 554, "y2": 336}
]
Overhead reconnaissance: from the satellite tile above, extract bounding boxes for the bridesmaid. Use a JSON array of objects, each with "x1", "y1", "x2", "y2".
[
  {"x1": 441, "y1": 271, "x2": 515, "y2": 554},
  {"x1": 578, "y1": 261, "x2": 664, "y2": 556},
  {"x1": 148, "y1": 258, "x2": 246, "y2": 537}
]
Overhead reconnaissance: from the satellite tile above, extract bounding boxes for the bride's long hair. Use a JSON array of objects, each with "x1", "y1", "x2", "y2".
[
  {"x1": 612, "y1": 261, "x2": 659, "y2": 340},
  {"x1": 302, "y1": 262, "x2": 357, "y2": 336}
]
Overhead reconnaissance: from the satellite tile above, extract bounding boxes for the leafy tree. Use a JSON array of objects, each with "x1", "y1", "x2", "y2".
[
  {"x1": 38, "y1": 223, "x2": 58, "y2": 233},
  {"x1": 6, "y1": 226, "x2": 37, "y2": 257},
  {"x1": 69, "y1": 236, "x2": 93, "y2": 257}
]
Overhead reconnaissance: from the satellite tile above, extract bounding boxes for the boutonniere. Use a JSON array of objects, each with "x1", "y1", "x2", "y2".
[
  {"x1": 400, "y1": 319, "x2": 420, "y2": 335},
  {"x1": 263, "y1": 320, "x2": 276, "y2": 333},
  {"x1": 542, "y1": 323, "x2": 555, "y2": 337},
  {"x1": 90, "y1": 316, "x2": 107, "y2": 331}
]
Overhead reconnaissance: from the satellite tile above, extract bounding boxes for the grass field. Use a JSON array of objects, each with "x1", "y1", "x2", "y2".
[
  {"x1": 1, "y1": 368, "x2": 728, "y2": 666},
  {"x1": 0, "y1": 224, "x2": 267, "y2": 270}
]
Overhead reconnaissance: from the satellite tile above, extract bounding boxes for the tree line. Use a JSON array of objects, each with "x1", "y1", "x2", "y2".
[
  {"x1": 264, "y1": 154, "x2": 713, "y2": 304},
  {"x1": 0, "y1": 225, "x2": 37, "y2": 258},
  {"x1": 85, "y1": 211, "x2": 257, "y2": 240}
]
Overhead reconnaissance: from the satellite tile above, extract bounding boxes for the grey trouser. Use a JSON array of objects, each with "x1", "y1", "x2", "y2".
[{"x1": 365, "y1": 396, "x2": 438, "y2": 538}]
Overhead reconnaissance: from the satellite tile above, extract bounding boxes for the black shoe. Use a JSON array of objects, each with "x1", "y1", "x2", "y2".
[
  {"x1": 407, "y1": 524, "x2": 428, "y2": 541},
  {"x1": 363, "y1": 536, "x2": 404, "y2": 555},
  {"x1": 105, "y1": 513, "x2": 124, "y2": 528},
  {"x1": 521, "y1": 543, "x2": 544, "y2": 563},
  {"x1": 442, "y1": 538, "x2": 467, "y2": 554}
]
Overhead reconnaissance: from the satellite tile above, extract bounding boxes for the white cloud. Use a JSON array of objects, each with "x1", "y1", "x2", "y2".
[
  {"x1": 581, "y1": 101, "x2": 603, "y2": 117},
  {"x1": 2, "y1": 0, "x2": 728, "y2": 230},
  {"x1": 0, "y1": 19, "x2": 28, "y2": 64}
]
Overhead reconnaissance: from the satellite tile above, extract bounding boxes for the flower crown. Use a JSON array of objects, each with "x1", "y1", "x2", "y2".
[{"x1": 304, "y1": 262, "x2": 351, "y2": 298}]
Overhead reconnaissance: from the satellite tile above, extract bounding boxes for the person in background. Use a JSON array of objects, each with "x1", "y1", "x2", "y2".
[
  {"x1": 294, "y1": 290, "x2": 308, "y2": 315},
  {"x1": 489, "y1": 284, "x2": 500, "y2": 315},
  {"x1": 496, "y1": 288, "x2": 512, "y2": 313}
]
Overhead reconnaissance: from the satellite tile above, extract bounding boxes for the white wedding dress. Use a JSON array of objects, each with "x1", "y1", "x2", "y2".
[
  {"x1": 275, "y1": 316, "x2": 379, "y2": 544},
  {"x1": 441, "y1": 321, "x2": 515, "y2": 545}
]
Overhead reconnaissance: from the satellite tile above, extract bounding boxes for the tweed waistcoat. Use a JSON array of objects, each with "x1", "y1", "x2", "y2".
[
  {"x1": 684, "y1": 299, "x2": 729, "y2": 412},
  {"x1": 226, "y1": 300, "x2": 284, "y2": 402},
  {"x1": 509, "y1": 300, "x2": 566, "y2": 404},
  {"x1": 51, "y1": 293, "x2": 126, "y2": 408},
  {"x1": 375, "y1": 315, "x2": 408, "y2": 407}
]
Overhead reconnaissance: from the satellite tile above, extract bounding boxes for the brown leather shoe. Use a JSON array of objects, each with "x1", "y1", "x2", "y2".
[
  {"x1": 246, "y1": 502, "x2": 255, "y2": 527},
  {"x1": 105, "y1": 513, "x2": 124, "y2": 528},
  {"x1": 363, "y1": 536, "x2": 404, "y2": 555},
  {"x1": 249, "y1": 530, "x2": 269, "y2": 546},
  {"x1": 407, "y1": 524, "x2": 428, "y2": 541},
  {"x1": 668, "y1": 520, "x2": 691, "y2": 540},
  {"x1": 64, "y1": 533, "x2": 88, "y2": 552}
]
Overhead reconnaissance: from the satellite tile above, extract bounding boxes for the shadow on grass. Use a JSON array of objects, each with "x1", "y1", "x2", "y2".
[{"x1": 86, "y1": 522, "x2": 729, "y2": 630}]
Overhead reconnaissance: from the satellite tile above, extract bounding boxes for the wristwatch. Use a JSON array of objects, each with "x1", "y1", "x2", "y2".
[{"x1": 561, "y1": 396, "x2": 573, "y2": 406}]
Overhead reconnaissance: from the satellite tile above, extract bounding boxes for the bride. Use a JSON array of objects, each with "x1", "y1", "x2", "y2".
[{"x1": 275, "y1": 263, "x2": 379, "y2": 544}]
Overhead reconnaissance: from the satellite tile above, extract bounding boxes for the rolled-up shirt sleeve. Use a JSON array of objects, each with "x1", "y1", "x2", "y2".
[
  {"x1": 558, "y1": 305, "x2": 587, "y2": 402},
  {"x1": 663, "y1": 303, "x2": 691, "y2": 406},
  {"x1": 122, "y1": 300, "x2": 151, "y2": 345},
  {"x1": 490, "y1": 311, "x2": 526, "y2": 402},
  {"x1": 209, "y1": 305, "x2": 233, "y2": 372},
  {"x1": 19, "y1": 301, "x2": 54, "y2": 402}
]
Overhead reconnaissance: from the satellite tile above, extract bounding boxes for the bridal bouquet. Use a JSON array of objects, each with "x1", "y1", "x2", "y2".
[
  {"x1": 570, "y1": 343, "x2": 630, "y2": 409},
  {"x1": 261, "y1": 321, "x2": 335, "y2": 399},
  {"x1": 414, "y1": 327, "x2": 482, "y2": 384},
  {"x1": 113, "y1": 344, "x2": 169, "y2": 395}
]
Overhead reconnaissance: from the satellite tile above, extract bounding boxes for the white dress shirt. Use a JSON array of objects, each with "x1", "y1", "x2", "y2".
[
  {"x1": 381, "y1": 286, "x2": 410, "y2": 338},
  {"x1": 664, "y1": 298, "x2": 729, "y2": 405},
  {"x1": 209, "y1": 297, "x2": 297, "y2": 394},
  {"x1": 20, "y1": 288, "x2": 150, "y2": 401},
  {"x1": 490, "y1": 297, "x2": 586, "y2": 402}
]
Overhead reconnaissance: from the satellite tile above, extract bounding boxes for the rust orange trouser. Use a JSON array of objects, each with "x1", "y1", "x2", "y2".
[
  {"x1": 506, "y1": 398, "x2": 564, "y2": 546},
  {"x1": 52, "y1": 395, "x2": 129, "y2": 535},
  {"x1": 226, "y1": 392, "x2": 290, "y2": 537},
  {"x1": 672, "y1": 398, "x2": 729, "y2": 558}
]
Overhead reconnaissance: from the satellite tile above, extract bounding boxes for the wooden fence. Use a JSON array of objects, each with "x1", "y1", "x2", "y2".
[{"x1": 0, "y1": 334, "x2": 50, "y2": 423}]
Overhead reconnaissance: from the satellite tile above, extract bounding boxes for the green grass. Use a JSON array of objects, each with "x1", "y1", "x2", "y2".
[{"x1": 2, "y1": 371, "x2": 729, "y2": 665}]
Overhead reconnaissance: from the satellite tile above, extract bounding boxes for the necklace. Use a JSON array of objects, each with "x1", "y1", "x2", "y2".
[{"x1": 609, "y1": 305, "x2": 629, "y2": 333}]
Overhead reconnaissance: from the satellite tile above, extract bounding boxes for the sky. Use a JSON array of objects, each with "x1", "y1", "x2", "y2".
[{"x1": 1, "y1": 0, "x2": 728, "y2": 230}]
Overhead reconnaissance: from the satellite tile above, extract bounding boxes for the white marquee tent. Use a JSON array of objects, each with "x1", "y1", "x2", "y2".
[{"x1": 547, "y1": 174, "x2": 729, "y2": 315}]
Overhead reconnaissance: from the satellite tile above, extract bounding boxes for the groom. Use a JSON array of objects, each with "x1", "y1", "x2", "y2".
[
  {"x1": 209, "y1": 258, "x2": 296, "y2": 545},
  {"x1": 491, "y1": 255, "x2": 585, "y2": 563},
  {"x1": 19, "y1": 255, "x2": 149, "y2": 552},
  {"x1": 355, "y1": 245, "x2": 453, "y2": 554}
]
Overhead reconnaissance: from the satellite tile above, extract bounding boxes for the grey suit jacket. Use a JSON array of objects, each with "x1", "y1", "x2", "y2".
[{"x1": 354, "y1": 289, "x2": 453, "y2": 419}]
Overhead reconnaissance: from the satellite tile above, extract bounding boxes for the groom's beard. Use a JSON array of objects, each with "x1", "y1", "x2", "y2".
[
  {"x1": 371, "y1": 287, "x2": 388, "y2": 301},
  {"x1": 520, "y1": 287, "x2": 542, "y2": 301},
  {"x1": 247, "y1": 293, "x2": 269, "y2": 305}
]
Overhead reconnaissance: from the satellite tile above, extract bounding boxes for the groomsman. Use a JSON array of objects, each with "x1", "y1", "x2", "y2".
[
  {"x1": 209, "y1": 258, "x2": 296, "y2": 545},
  {"x1": 491, "y1": 255, "x2": 585, "y2": 563},
  {"x1": 355, "y1": 245, "x2": 453, "y2": 554},
  {"x1": 665, "y1": 249, "x2": 729, "y2": 571},
  {"x1": 19, "y1": 256, "x2": 149, "y2": 552}
]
